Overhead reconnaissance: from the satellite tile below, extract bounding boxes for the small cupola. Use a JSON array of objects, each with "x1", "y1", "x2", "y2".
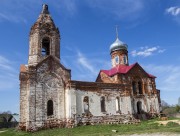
[
  {"x1": 41, "y1": 4, "x2": 49, "y2": 14},
  {"x1": 110, "y1": 38, "x2": 128, "y2": 53},
  {"x1": 110, "y1": 27, "x2": 129, "y2": 67}
]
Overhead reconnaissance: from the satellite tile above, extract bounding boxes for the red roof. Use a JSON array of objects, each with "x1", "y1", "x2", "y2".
[{"x1": 100, "y1": 63, "x2": 156, "y2": 78}]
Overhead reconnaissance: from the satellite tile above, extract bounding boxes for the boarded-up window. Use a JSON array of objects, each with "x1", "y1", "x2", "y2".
[
  {"x1": 47, "y1": 100, "x2": 53, "y2": 116},
  {"x1": 100, "y1": 96, "x2": 106, "y2": 112}
]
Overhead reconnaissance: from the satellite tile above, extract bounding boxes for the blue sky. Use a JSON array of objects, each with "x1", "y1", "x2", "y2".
[{"x1": 0, "y1": 0, "x2": 180, "y2": 113}]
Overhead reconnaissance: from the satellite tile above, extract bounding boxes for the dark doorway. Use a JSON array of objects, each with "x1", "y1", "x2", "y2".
[{"x1": 137, "y1": 101, "x2": 142, "y2": 114}]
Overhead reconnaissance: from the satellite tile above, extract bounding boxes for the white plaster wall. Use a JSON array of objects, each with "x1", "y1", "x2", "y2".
[
  {"x1": 65, "y1": 88, "x2": 76, "y2": 118},
  {"x1": 68, "y1": 89, "x2": 133, "y2": 117}
]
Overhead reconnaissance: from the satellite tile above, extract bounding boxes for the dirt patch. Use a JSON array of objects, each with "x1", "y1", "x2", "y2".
[
  {"x1": 0, "y1": 130, "x2": 6, "y2": 133},
  {"x1": 119, "y1": 133, "x2": 180, "y2": 136},
  {"x1": 156, "y1": 120, "x2": 180, "y2": 126}
]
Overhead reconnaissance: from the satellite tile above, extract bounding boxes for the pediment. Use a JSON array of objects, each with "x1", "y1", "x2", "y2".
[
  {"x1": 36, "y1": 55, "x2": 70, "y2": 73},
  {"x1": 96, "y1": 71, "x2": 113, "y2": 83},
  {"x1": 35, "y1": 55, "x2": 71, "y2": 84},
  {"x1": 128, "y1": 63, "x2": 149, "y2": 78}
]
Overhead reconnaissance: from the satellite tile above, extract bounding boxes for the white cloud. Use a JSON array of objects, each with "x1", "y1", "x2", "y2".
[
  {"x1": 131, "y1": 46, "x2": 165, "y2": 57},
  {"x1": 165, "y1": 6, "x2": 180, "y2": 24},
  {"x1": 158, "y1": 49, "x2": 166, "y2": 53},
  {"x1": 0, "y1": 56, "x2": 14, "y2": 71},
  {"x1": 0, "y1": 0, "x2": 78, "y2": 23},
  {"x1": 77, "y1": 51, "x2": 97, "y2": 75},
  {"x1": 84, "y1": 0, "x2": 144, "y2": 20},
  {"x1": 144, "y1": 64, "x2": 180, "y2": 92},
  {"x1": 0, "y1": 0, "x2": 159, "y2": 23},
  {"x1": 0, "y1": 55, "x2": 18, "y2": 91},
  {"x1": 166, "y1": 6, "x2": 180, "y2": 16},
  {"x1": 61, "y1": 49, "x2": 111, "y2": 81},
  {"x1": 59, "y1": 0, "x2": 78, "y2": 15}
]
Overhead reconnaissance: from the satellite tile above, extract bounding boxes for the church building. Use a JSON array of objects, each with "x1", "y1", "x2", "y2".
[{"x1": 19, "y1": 4, "x2": 161, "y2": 131}]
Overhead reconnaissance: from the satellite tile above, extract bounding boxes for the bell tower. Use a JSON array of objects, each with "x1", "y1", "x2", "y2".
[
  {"x1": 28, "y1": 4, "x2": 60, "y2": 66},
  {"x1": 110, "y1": 27, "x2": 128, "y2": 67}
]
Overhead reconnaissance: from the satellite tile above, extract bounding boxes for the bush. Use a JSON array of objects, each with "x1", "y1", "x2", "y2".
[
  {"x1": 163, "y1": 107, "x2": 177, "y2": 115},
  {"x1": 175, "y1": 105, "x2": 180, "y2": 112}
]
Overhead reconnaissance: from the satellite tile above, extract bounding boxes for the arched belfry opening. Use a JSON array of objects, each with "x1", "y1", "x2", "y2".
[
  {"x1": 42, "y1": 38, "x2": 50, "y2": 56},
  {"x1": 47, "y1": 100, "x2": 53, "y2": 116},
  {"x1": 137, "y1": 101, "x2": 142, "y2": 114}
]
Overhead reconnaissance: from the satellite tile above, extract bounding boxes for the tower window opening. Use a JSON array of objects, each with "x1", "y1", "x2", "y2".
[
  {"x1": 100, "y1": 96, "x2": 106, "y2": 112},
  {"x1": 47, "y1": 100, "x2": 53, "y2": 116},
  {"x1": 42, "y1": 38, "x2": 50, "y2": 56}
]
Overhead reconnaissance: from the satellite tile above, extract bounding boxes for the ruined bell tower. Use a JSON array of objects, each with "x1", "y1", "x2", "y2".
[
  {"x1": 28, "y1": 4, "x2": 60, "y2": 65},
  {"x1": 19, "y1": 4, "x2": 71, "y2": 131}
]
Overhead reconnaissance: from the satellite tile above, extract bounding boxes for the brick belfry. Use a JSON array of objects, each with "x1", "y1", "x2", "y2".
[
  {"x1": 19, "y1": 4, "x2": 161, "y2": 131},
  {"x1": 19, "y1": 4, "x2": 71, "y2": 131}
]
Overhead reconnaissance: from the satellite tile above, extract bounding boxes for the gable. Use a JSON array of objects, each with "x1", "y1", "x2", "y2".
[
  {"x1": 35, "y1": 55, "x2": 71, "y2": 84},
  {"x1": 96, "y1": 63, "x2": 156, "y2": 80},
  {"x1": 128, "y1": 63, "x2": 150, "y2": 78},
  {"x1": 96, "y1": 71, "x2": 114, "y2": 83}
]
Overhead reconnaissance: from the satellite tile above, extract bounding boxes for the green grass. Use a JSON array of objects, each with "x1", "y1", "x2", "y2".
[{"x1": 0, "y1": 119, "x2": 180, "y2": 136}]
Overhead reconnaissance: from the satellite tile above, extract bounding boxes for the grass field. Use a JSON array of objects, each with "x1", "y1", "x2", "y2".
[{"x1": 0, "y1": 118, "x2": 180, "y2": 136}]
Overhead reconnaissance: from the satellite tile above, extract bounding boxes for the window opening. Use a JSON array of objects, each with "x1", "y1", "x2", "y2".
[
  {"x1": 47, "y1": 100, "x2": 53, "y2": 116},
  {"x1": 100, "y1": 96, "x2": 106, "y2": 112},
  {"x1": 132, "y1": 81, "x2": 136, "y2": 94},
  {"x1": 138, "y1": 82, "x2": 143, "y2": 94},
  {"x1": 83, "y1": 96, "x2": 89, "y2": 113},
  {"x1": 116, "y1": 97, "x2": 120, "y2": 112}
]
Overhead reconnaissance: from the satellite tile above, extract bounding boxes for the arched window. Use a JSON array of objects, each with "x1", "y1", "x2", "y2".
[
  {"x1": 116, "y1": 97, "x2": 120, "y2": 112},
  {"x1": 138, "y1": 82, "x2": 143, "y2": 94},
  {"x1": 83, "y1": 96, "x2": 89, "y2": 113},
  {"x1": 47, "y1": 100, "x2": 53, "y2": 116},
  {"x1": 42, "y1": 38, "x2": 50, "y2": 56},
  {"x1": 132, "y1": 81, "x2": 136, "y2": 94},
  {"x1": 100, "y1": 96, "x2": 106, "y2": 112},
  {"x1": 115, "y1": 56, "x2": 119, "y2": 64}
]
